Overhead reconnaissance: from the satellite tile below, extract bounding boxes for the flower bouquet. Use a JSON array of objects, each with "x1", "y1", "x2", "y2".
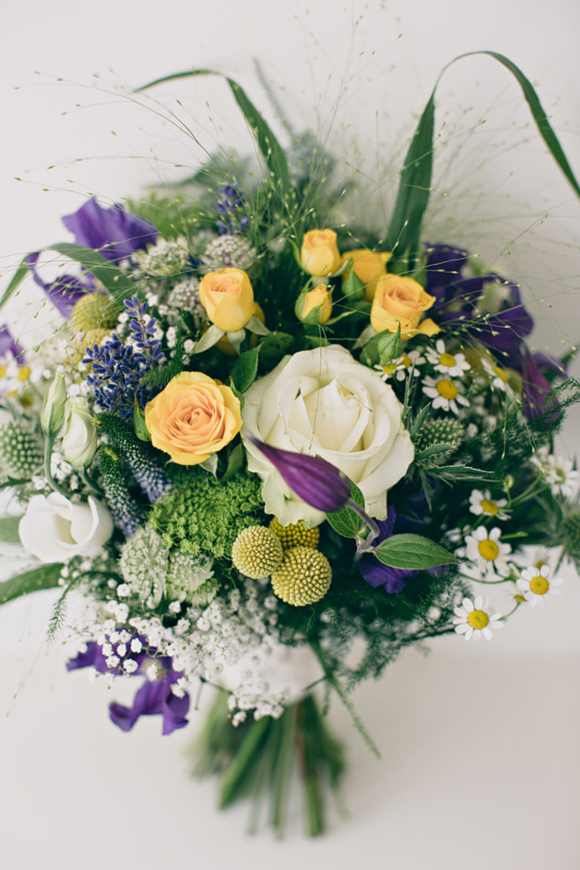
[{"x1": 1, "y1": 52, "x2": 579, "y2": 837}]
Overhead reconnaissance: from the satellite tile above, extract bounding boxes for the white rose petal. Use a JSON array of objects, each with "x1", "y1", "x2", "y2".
[
  {"x1": 241, "y1": 345, "x2": 414, "y2": 525},
  {"x1": 19, "y1": 493, "x2": 114, "y2": 563}
]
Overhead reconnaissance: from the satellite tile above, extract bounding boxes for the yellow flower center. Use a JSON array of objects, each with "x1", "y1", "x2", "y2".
[
  {"x1": 494, "y1": 365, "x2": 508, "y2": 383},
  {"x1": 400, "y1": 353, "x2": 412, "y2": 368},
  {"x1": 437, "y1": 379, "x2": 458, "y2": 400},
  {"x1": 529, "y1": 575, "x2": 550, "y2": 596},
  {"x1": 480, "y1": 499, "x2": 499, "y2": 515},
  {"x1": 0, "y1": 364, "x2": 6, "y2": 378},
  {"x1": 467, "y1": 609, "x2": 490, "y2": 630},
  {"x1": 439, "y1": 352, "x2": 457, "y2": 367},
  {"x1": 478, "y1": 539, "x2": 499, "y2": 562},
  {"x1": 17, "y1": 366, "x2": 31, "y2": 382},
  {"x1": 382, "y1": 362, "x2": 397, "y2": 375}
]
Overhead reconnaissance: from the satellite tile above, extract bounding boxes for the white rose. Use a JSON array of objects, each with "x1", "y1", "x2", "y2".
[
  {"x1": 19, "y1": 493, "x2": 114, "y2": 563},
  {"x1": 61, "y1": 397, "x2": 98, "y2": 470},
  {"x1": 241, "y1": 345, "x2": 414, "y2": 526}
]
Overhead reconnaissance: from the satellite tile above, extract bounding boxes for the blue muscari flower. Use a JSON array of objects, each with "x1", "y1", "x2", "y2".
[{"x1": 215, "y1": 182, "x2": 249, "y2": 235}]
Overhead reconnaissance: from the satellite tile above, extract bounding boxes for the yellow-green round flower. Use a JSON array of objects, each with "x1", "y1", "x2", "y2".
[
  {"x1": 231, "y1": 525, "x2": 284, "y2": 579},
  {"x1": 271, "y1": 546, "x2": 332, "y2": 606},
  {"x1": 269, "y1": 517, "x2": 320, "y2": 550}
]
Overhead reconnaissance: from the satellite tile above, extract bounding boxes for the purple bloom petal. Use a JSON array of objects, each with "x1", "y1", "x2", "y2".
[
  {"x1": 26, "y1": 252, "x2": 89, "y2": 319},
  {"x1": 425, "y1": 243, "x2": 469, "y2": 302},
  {"x1": 0, "y1": 324, "x2": 23, "y2": 361},
  {"x1": 249, "y1": 436, "x2": 351, "y2": 513},
  {"x1": 520, "y1": 347, "x2": 560, "y2": 421},
  {"x1": 358, "y1": 507, "x2": 417, "y2": 594},
  {"x1": 62, "y1": 197, "x2": 158, "y2": 262},
  {"x1": 109, "y1": 675, "x2": 189, "y2": 735}
]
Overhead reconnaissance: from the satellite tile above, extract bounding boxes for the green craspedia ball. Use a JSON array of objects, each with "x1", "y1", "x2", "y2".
[
  {"x1": 414, "y1": 418, "x2": 464, "y2": 466},
  {"x1": 269, "y1": 517, "x2": 320, "y2": 550},
  {"x1": 232, "y1": 525, "x2": 284, "y2": 579},
  {"x1": 271, "y1": 547, "x2": 332, "y2": 606},
  {"x1": 0, "y1": 423, "x2": 43, "y2": 478},
  {"x1": 70, "y1": 292, "x2": 120, "y2": 333}
]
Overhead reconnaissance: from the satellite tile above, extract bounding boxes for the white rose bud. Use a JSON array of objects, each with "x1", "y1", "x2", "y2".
[
  {"x1": 40, "y1": 372, "x2": 67, "y2": 437},
  {"x1": 61, "y1": 397, "x2": 98, "y2": 470}
]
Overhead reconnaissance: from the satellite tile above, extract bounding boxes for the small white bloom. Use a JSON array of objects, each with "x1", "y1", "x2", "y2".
[
  {"x1": 469, "y1": 489, "x2": 510, "y2": 520},
  {"x1": 426, "y1": 339, "x2": 471, "y2": 377},
  {"x1": 374, "y1": 350, "x2": 425, "y2": 382},
  {"x1": 532, "y1": 450, "x2": 578, "y2": 499},
  {"x1": 481, "y1": 357, "x2": 512, "y2": 394},
  {"x1": 464, "y1": 526, "x2": 513, "y2": 578},
  {"x1": 453, "y1": 595, "x2": 503, "y2": 641},
  {"x1": 517, "y1": 564, "x2": 563, "y2": 606},
  {"x1": 422, "y1": 375, "x2": 470, "y2": 415},
  {"x1": 18, "y1": 493, "x2": 113, "y2": 563}
]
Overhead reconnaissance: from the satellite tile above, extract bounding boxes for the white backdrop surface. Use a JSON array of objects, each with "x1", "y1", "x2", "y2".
[{"x1": 1, "y1": 1, "x2": 579, "y2": 868}]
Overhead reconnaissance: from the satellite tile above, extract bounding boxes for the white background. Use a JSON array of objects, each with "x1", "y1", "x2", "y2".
[{"x1": 1, "y1": 1, "x2": 580, "y2": 868}]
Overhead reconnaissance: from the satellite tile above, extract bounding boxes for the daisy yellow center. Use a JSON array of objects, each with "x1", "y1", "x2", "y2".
[
  {"x1": 480, "y1": 499, "x2": 499, "y2": 515},
  {"x1": 529, "y1": 575, "x2": 549, "y2": 595},
  {"x1": 0, "y1": 364, "x2": 6, "y2": 378},
  {"x1": 494, "y1": 365, "x2": 508, "y2": 382},
  {"x1": 439, "y1": 352, "x2": 456, "y2": 367},
  {"x1": 437, "y1": 379, "x2": 458, "y2": 400},
  {"x1": 478, "y1": 539, "x2": 499, "y2": 562},
  {"x1": 17, "y1": 366, "x2": 31, "y2": 382},
  {"x1": 382, "y1": 362, "x2": 397, "y2": 374},
  {"x1": 401, "y1": 353, "x2": 412, "y2": 367},
  {"x1": 467, "y1": 609, "x2": 489, "y2": 629}
]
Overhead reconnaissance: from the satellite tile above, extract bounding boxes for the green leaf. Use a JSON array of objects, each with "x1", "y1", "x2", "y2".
[
  {"x1": 0, "y1": 257, "x2": 29, "y2": 312},
  {"x1": 50, "y1": 244, "x2": 134, "y2": 301},
  {"x1": 0, "y1": 477, "x2": 30, "y2": 491},
  {"x1": 359, "y1": 332, "x2": 382, "y2": 368},
  {"x1": 0, "y1": 516, "x2": 22, "y2": 543},
  {"x1": 415, "y1": 443, "x2": 455, "y2": 461},
  {"x1": 231, "y1": 346, "x2": 260, "y2": 393},
  {"x1": 410, "y1": 403, "x2": 431, "y2": 439},
  {"x1": 199, "y1": 454, "x2": 218, "y2": 476},
  {"x1": 342, "y1": 262, "x2": 365, "y2": 301},
  {"x1": 133, "y1": 403, "x2": 151, "y2": 441},
  {"x1": 430, "y1": 464, "x2": 498, "y2": 483},
  {"x1": 0, "y1": 562, "x2": 63, "y2": 605},
  {"x1": 258, "y1": 331, "x2": 293, "y2": 369},
  {"x1": 221, "y1": 442, "x2": 245, "y2": 482},
  {"x1": 326, "y1": 480, "x2": 364, "y2": 538},
  {"x1": 137, "y1": 69, "x2": 292, "y2": 200},
  {"x1": 375, "y1": 534, "x2": 457, "y2": 570},
  {"x1": 377, "y1": 325, "x2": 403, "y2": 363}
]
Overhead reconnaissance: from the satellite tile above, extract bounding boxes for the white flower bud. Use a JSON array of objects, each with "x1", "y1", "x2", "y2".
[
  {"x1": 40, "y1": 372, "x2": 67, "y2": 437},
  {"x1": 61, "y1": 397, "x2": 98, "y2": 470}
]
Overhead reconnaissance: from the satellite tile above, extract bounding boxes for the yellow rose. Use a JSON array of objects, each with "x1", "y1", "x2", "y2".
[
  {"x1": 300, "y1": 230, "x2": 341, "y2": 277},
  {"x1": 145, "y1": 372, "x2": 242, "y2": 466},
  {"x1": 296, "y1": 284, "x2": 332, "y2": 324},
  {"x1": 370, "y1": 275, "x2": 438, "y2": 339},
  {"x1": 341, "y1": 249, "x2": 391, "y2": 301},
  {"x1": 217, "y1": 302, "x2": 265, "y2": 355},
  {"x1": 199, "y1": 268, "x2": 254, "y2": 332}
]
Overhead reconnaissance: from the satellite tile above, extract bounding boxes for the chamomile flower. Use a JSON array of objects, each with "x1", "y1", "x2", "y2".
[
  {"x1": 426, "y1": 339, "x2": 471, "y2": 377},
  {"x1": 469, "y1": 489, "x2": 510, "y2": 520},
  {"x1": 541, "y1": 454, "x2": 578, "y2": 499},
  {"x1": 481, "y1": 357, "x2": 512, "y2": 394},
  {"x1": 422, "y1": 375, "x2": 470, "y2": 415},
  {"x1": 453, "y1": 595, "x2": 503, "y2": 641},
  {"x1": 465, "y1": 526, "x2": 513, "y2": 578},
  {"x1": 374, "y1": 350, "x2": 425, "y2": 382},
  {"x1": 516, "y1": 564, "x2": 563, "y2": 606}
]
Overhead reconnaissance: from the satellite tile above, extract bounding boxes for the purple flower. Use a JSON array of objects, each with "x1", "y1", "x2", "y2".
[
  {"x1": 0, "y1": 324, "x2": 23, "y2": 361},
  {"x1": 520, "y1": 347, "x2": 560, "y2": 421},
  {"x1": 62, "y1": 197, "x2": 158, "y2": 262},
  {"x1": 248, "y1": 436, "x2": 351, "y2": 513},
  {"x1": 26, "y1": 252, "x2": 90, "y2": 319},
  {"x1": 358, "y1": 506, "x2": 417, "y2": 594},
  {"x1": 425, "y1": 243, "x2": 469, "y2": 303}
]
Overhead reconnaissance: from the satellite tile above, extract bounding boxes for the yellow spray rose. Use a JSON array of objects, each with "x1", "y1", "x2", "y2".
[
  {"x1": 296, "y1": 284, "x2": 332, "y2": 324},
  {"x1": 300, "y1": 230, "x2": 342, "y2": 277},
  {"x1": 370, "y1": 275, "x2": 439, "y2": 338},
  {"x1": 199, "y1": 268, "x2": 254, "y2": 332},
  {"x1": 341, "y1": 249, "x2": 391, "y2": 301},
  {"x1": 145, "y1": 372, "x2": 242, "y2": 466}
]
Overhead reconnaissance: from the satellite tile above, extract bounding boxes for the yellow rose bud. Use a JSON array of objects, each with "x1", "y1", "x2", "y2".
[
  {"x1": 300, "y1": 230, "x2": 342, "y2": 277},
  {"x1": 199, "y1": 268, "x2": 254, "y2": 332},
  {"x1": 370, "y1": 274, "x2": 436, "y2": 339},
  {"x1": 341, "y1": 249, "x2": 391, "y2": 301},
  {"x1": 144, "y1": 371, "x2": 242, "y2": 466},
  {"x1": 296, "y1": 284, "x2": 332, "y2": 324},
  {"x1": 217, "y1": 303, "x2": 265, "y2": 356}
]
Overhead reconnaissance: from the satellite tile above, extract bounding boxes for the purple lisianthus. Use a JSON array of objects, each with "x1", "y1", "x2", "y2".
[
  {"x1": 26, "y1": 252, "x2": 90, "y2": 319},
  {"x1": 248, "y1": 436, "x2": 351, "y2": 513},
  {"x1": 358, "y1": 506, "x2": 417, "y2": 594},
  {"x1": 62, "y1": 197, "x2": 158, "y2": 261},
  {"x1": 520, "y1": 347, "x2": 561, "y2": 421},
  {"x1": 425, "y1": 243, "x2": 469, "y2": 304},
  {"x1": 0, "y1": 324, "x2": 23, "y2": 362}
]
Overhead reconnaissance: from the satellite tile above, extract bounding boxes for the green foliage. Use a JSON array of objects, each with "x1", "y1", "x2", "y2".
[
  {"x1": 326, "y1": 481, "x2": 365, "y2": 538},
  {"x1": 231, "y1": 346, "x2": 260, "y2": 393},
  {"x1": 0, "y1": 562, "x2": 63, "y2": 605},
  {"x1": 0, "y1": 516, "x2": 22, "y2": 543},
  {"x1": 375, "y1": 534, "x2": 457, "y2": 570}
]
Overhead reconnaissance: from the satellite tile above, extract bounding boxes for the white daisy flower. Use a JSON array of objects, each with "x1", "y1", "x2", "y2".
[
  {"x1": 422, "y1": 375, "x2": 470, "y2": 415},
  {"x1": 481, "y1": 357, "x2": 512, "y2": 394},
  {"x1": 516, "y1": 564, "x2": 563, "y2": 607},
  {"x1": 426, "y1": 339, "x2": 471, "y2": 377},
  {"x1": 469, "y1": 489, "x2": 510, "y2": 520},
  {"x1": 453, "y1": 595, "x2": 504, "y2": 641},
  {"x1": 374, "y1": 350, "x2": 425, "y2": 382},
  {"x1": 543, "y1": 456, "x2": 578, "y2": 499},
  {"x1": 464, "y1": 526, "x2": 513, "y2": 578}
]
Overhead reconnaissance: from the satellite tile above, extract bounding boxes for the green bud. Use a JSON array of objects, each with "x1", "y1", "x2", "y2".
[
  {"x1": 378, "y1": 325, "x2": 403, "y2": 363},
  {"x1": 40, "y1": 373, "x2": 67, "y2": 437},
  {"x1": 342, "y1": 260, "x2": 365, "y2": 301}
]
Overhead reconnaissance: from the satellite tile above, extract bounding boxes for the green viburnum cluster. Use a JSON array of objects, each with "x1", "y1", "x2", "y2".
[{"x1": 150, "y1": 471, "x2": 265, "y2": 560}]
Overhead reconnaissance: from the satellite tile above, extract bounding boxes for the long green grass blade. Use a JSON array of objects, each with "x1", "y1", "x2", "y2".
[{"x1": 0, "y1": 257, "x2": 29, "y2": 312}]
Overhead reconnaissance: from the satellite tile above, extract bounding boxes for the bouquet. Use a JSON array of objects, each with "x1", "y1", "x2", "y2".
[{"x1": 1, "y1": 52, "x2": 579, "y2": 837}]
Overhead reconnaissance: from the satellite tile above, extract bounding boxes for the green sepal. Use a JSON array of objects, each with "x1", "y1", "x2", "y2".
[
  {"x1": 374, "y1": 534, "x2": 457, "y2": 570},
  {"x1": 133, "y1": 403, "x2": 151, "y2": 441},
  {"x1": 231, "y1": 346, "x2": 260, "y2": 393},
  {"x1": 341, "y1": 261, "x2": 365, "y2": 301},
  {"x1": 221, "y1": 443, "x2": 245, "y2": 482},
  {"x1": 377, "y1": 324, "x2": 403, "y2": 363}
]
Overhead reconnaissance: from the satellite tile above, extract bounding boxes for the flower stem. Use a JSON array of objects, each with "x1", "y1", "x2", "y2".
[{"x1": 43, "y1": 435, "x2": 69, "y2": 498}]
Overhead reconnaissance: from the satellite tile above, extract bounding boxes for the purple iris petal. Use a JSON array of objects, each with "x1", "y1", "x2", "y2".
[
  {"x1": 26, "y1": 252, "x2": 89, "y2": 319},
  {"x1": 358, "y1": 507, "x2": 418, "y2": 594},
  {"x1": 425, "y1": 244, "x2": 469, "y2": 303},
  {"x1": 66, "y1": 641, "x2": 111, "y2": 674},
  {"x1": 249, "y1": 436, "x2": 351, "y2": 513},
  {"x1": 520, "y1": 347, "x2": 560, "y2": 421},
  {"x1": 109, "y1": 671, "x2": 189, "y2": 735},
  {"x1": 0, "y1": 324, "x2": 23, "y2": 361},
  {"x1": 62, "y1": 197, "x2": 158, "y2": 261}
]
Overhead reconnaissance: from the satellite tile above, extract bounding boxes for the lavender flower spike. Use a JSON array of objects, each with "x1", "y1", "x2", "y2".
[{"x1": 248, "y1": 436, "x2": 351, "y2": 513}]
